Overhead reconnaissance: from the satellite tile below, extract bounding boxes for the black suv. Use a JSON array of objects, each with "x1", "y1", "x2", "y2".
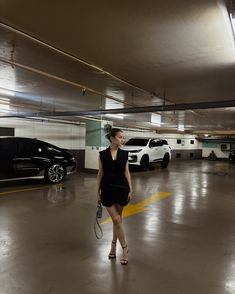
[{"x1": 0, "y1": 137, "x2": 77, "y2": 183}]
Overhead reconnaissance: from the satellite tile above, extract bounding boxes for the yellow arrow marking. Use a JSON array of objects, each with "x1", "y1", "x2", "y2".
[{"x1": 101, "y1": 191, "x2": 172, "y2": 225}]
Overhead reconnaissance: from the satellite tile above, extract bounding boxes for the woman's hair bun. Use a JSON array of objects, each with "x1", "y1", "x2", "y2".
[
  {"x1": 104, "y1": 123, "x2": 112, "y2": 134},
  {"x1": 104, "y1": 124, "x2": 112, "y2": 142},
  {"x1": 104, "y1": 124, "x2": 122, "y2": 142}
]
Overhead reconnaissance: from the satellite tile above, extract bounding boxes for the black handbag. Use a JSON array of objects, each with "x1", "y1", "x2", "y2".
[
  {"x1": 96, "y1": 202, "x2": 103, "y2": 218},
  {"x1": 94, "y1": 202, "x2": 103, "y2": 239}
]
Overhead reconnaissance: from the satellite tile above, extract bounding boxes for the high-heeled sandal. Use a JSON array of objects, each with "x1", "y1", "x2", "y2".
[
  {"x1": 120, "y1": 245, "x2": 128, "y2": 265},
  {"x1": 108, "y1": 241, "x2": 117, "y2": 259}
]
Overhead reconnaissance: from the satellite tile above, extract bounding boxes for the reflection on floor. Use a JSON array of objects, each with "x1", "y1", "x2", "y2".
[{"x1": 0, "y1": 160, "x2": 235, "y2": 294}]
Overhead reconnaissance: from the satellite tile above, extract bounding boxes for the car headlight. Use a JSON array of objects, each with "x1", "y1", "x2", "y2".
[{"x1": 130, "y1": 149, "x2": 142, "y2": 153}]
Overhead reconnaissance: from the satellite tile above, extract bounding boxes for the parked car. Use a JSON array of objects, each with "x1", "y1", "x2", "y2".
[
  {"x1": 122, "y1": 137, "x2": 171, "y2": 170},
  {"x1": 229, "y1": 150, "x2": 235, "y2": 162},
  {"x1": 0, "y1": 137, "x2": 77, "y2": 183}
]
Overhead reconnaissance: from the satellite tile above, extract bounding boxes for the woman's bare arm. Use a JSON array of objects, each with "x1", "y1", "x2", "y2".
[
  {"x1": 124, "y1": 161, "x2": 133, "y2": 200},
  {"x1": 96, "y1": 156, "x2": 103, "y2": 202}
]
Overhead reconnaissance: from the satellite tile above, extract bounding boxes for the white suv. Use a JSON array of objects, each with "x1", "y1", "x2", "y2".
[{"x1": 122, "y1": 137, "x2": 171, "y2": 170}]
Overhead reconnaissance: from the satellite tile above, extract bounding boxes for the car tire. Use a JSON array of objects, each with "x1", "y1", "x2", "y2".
[
  {"x1": 161, "y1": 154, "x2": 169, "y2": 169},
  {"x1": 140, "y1": 155, "x2": 149, "y2": 171},
  {"x1": 45, "y1": 162, "x2": 65, "y2": 183}
]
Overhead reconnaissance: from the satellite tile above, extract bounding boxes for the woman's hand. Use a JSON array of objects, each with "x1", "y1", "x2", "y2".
[
  {"x1": 127, "y1": 191, "x2": 133, "y2": 202},
  {"x1": 96, "y1": 192, "x2": 101, "y2": 203}
]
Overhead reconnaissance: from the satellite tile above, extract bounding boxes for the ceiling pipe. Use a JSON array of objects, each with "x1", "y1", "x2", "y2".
[
  {"x1": 1, "y1": 99, "x2": 235, "y2": 118},
  {"x1": 0, "y1": 59, "x2": 130, "y2": 106},
  {"x1": 0, "y1": 22, "x2": 156, "y2": 98}
]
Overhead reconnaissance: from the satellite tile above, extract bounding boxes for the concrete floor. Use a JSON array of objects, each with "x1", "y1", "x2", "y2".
[{"x1": 0, "y1": 160, "x2": 235, "y2": 294}]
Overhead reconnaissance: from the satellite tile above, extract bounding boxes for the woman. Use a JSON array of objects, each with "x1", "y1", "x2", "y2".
[{"x1": 96, "y1": 127, "x2": 133, "y2": 265}]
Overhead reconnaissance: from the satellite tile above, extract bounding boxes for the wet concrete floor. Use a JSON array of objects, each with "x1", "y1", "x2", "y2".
[{"x1": 0, "y1": 160, "x2": 235, "y2": 294}]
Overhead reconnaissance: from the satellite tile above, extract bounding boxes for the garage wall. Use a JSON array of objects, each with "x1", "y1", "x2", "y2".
[
  {"x1": 163, "y1": 134, "x2": 202, "y2": 160},
  {"x1": 123, "y1": 129, "x2": 157, "y2": 141},
  {"x1": 0, "y1": 118, "x2": 85, "y2": 148},
  {"x1": 0, "y1": 127, "x2": 14, "y2": 136},
  {"x1": 202, "y1": 142, "x2": 230, "y2": 159}
]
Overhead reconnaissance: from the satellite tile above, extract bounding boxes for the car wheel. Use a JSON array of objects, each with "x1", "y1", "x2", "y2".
[
  {"x1": 140, "y1": 155, "x2": 149, "y2": 171},
  {"x1": 45, "y1": 162, "x2": 65, "y2": 183},
  {"x1": 161, "y1": 154, "x2": 169, "y2": 169}
]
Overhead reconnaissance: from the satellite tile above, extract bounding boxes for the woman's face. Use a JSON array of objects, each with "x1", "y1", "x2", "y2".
[{"x1": 111, "y1": 132, "x2": 124, "y2": 147}]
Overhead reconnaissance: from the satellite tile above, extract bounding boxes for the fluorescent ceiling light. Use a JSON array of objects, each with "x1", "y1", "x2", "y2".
[
  {"x1": 0, "y1": 97, "x2": 10, "y2": 102},
  {"x1": 224, "y1": 106, "x2": 235, "y2": 111},
  {"x1": 105, "y1": 98, "x2": 124, "y2": 109},
  {"x1": 178, "y1": 122, "x2": 184, "y2": 132},
  {"x1": 0, "y1": 64, "x2": 16, "y2": 93},
  {"x1": 150, "y1": 113, "x2": 161, "y2": 126},
  {"x1": 0, "y1": 88, "x2": 15, "y2": 97},
  {"x1": 106, "y1": 90, "x2": 125, "y2": 101},
  {"x1": 104, "y1": 97, "x2": 124, "y2": 119},
  {"x1": 0, "y1": 97, "x2": 10, "y2": 111},
  {"x1": 104, "y1": 113, "x2": 124, "y2": 119},
  {"x1": 150, "y1": 122, "x2": 161, "y2": 126}
]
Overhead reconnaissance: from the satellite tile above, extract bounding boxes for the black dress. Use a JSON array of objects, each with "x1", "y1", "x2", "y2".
[{"x1": 99, "y1": 147, "x2": 130, "y2": 207}]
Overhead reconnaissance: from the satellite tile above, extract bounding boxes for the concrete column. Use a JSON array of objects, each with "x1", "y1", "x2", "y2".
[{"x1": 85, "y1": 120, "x2": 112, "y2": 170}]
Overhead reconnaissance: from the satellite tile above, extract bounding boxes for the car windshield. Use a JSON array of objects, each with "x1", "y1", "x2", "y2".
[{"x1": 125, "y1": 138, "x2": 149, "y2": 146}]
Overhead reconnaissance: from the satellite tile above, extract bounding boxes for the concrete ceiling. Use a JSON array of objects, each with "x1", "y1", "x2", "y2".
[{"x1": 0, "y1": 0, "x2": 235, "y2": 135}]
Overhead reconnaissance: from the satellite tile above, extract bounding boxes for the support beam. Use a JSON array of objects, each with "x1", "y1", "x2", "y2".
[{"x1": 1, "y1": 99, "x2": 235, "y2": 118}]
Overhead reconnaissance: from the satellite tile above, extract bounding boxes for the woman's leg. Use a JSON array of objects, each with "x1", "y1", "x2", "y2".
[
  {"x1": 106, "y1": 204, "x2": 128, "y2": 264},
  {"x1": 106, "y1": 203, "x2": 126, "y2": 246},
  {"x1": 116, "y1": 204, "x2": 128, "y2": 265}
]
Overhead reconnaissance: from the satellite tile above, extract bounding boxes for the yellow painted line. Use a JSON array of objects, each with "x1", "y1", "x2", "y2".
[
  {"x1": 0, "y1": 185, "x2": 52, "y2": 196},
  {"x1": 101, "y1": 191, "x2": 172, "y2": 225}
]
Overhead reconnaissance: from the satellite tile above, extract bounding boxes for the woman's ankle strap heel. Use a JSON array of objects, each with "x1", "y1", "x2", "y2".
[
  {"x1": 108, "y1": 241, "x2": 117, "y2": 259},
  {"x1": 120, "y1": 244, "x2": 128, "y2": 265}
]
